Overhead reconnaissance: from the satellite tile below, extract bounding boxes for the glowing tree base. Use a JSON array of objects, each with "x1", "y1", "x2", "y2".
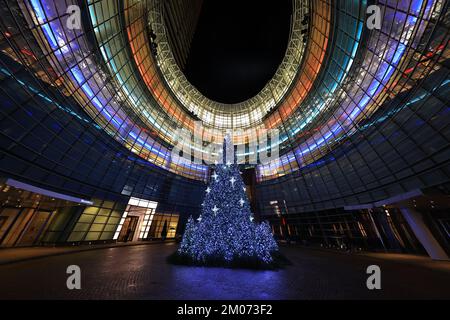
[{"x1": 172, "y1": 164, "x2": 280, "y2": 269}]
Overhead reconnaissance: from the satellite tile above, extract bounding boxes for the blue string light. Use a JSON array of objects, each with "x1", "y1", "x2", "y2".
[{"x1": 179, "y1": 147, "x2": 278, "y2": 265}]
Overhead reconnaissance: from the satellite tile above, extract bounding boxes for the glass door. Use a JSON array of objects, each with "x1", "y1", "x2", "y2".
[
  {"x1": 16, "y1": 210, "x2": 53, "y2": 246},
  {"x1": 0, "y1": 208, "x2": 21, "y2": 246},
  {"x1": 118, "y1": 216, "x2": 139, "y2": 242}
]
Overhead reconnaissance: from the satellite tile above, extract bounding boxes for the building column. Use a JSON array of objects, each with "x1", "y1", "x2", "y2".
[{"x1": 400, "y1": 208, "x2": 449, "y2": 261}]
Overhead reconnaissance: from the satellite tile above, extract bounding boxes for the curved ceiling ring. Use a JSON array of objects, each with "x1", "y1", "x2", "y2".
[{"x1": 147, "y1": 0, "x2": 309, "y2": 130}]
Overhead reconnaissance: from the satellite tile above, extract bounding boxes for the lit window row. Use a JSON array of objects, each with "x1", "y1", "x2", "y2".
[{"x1": 257, "y1": 0, "x2": 445, "y2": 181}]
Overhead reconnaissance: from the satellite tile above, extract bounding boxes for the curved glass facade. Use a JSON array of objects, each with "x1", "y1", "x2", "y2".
[
  {"x1": 147, "y1": 0, "x2": 309, "y2": 129},
  {"x1": 0, "y1": 0, "x2": 449, "y2": 250},
  {"x1": 257, "y1": 0, "x2": 447, "y2": 181}
]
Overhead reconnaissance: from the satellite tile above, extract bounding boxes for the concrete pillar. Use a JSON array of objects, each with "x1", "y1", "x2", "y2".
[{"x1": 400, "y1": 208, "x2": 449, "y2": 261}]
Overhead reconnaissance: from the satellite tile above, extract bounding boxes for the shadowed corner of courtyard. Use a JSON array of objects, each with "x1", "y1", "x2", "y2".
[{"x1": 0, "y1": 243, "x2": 449, "y2": 300}]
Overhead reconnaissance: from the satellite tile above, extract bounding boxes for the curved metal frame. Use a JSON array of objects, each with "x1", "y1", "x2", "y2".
[{"x1": 148, "y1": 0, "x2": 309, "y2": 129}]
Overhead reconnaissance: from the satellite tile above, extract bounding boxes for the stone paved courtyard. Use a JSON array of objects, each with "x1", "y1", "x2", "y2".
[{"x1": 0, "y1": 243, "x2": 449, "y2": 300}]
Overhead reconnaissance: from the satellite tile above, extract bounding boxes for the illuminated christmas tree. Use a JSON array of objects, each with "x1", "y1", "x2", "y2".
[{"x1": 177, "y1": 138, "x2": 278, "y2": 267}]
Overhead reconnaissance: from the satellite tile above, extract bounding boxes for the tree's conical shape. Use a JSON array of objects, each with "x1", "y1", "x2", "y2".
[{"x1": 179, "y1": 152, "x2": 278, "y2": 265}]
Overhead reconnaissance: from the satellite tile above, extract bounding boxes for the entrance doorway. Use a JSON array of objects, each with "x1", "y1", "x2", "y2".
[
  {"x1": 16, "y1": 210, "x2": 53, "y2": 246},
  {"x1": 117, "y1": 216, "x2": 139, "y2": 242},
  {"x1": 114, "y1": 197, "x2": 159, "y2": 242}
]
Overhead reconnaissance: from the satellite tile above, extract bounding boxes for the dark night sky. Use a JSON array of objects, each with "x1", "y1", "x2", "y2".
[{"x1": 184, "y1": 0, "x2": 292, "y2": 104}]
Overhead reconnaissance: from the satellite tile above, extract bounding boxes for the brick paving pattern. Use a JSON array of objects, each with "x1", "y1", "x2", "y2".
[{"x1": 0, "y1": 243, "x2": 448, "y2": 299}]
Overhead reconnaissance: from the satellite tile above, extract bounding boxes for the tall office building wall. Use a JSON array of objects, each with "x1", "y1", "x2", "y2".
[{"x1": 162, "y1": 0, "x2": 204, "y2": 69}]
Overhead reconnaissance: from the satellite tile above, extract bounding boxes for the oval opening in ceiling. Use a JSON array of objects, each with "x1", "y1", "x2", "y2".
[{"x1": 183, "y1": 0, "x2": 293, "y2": 104}]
